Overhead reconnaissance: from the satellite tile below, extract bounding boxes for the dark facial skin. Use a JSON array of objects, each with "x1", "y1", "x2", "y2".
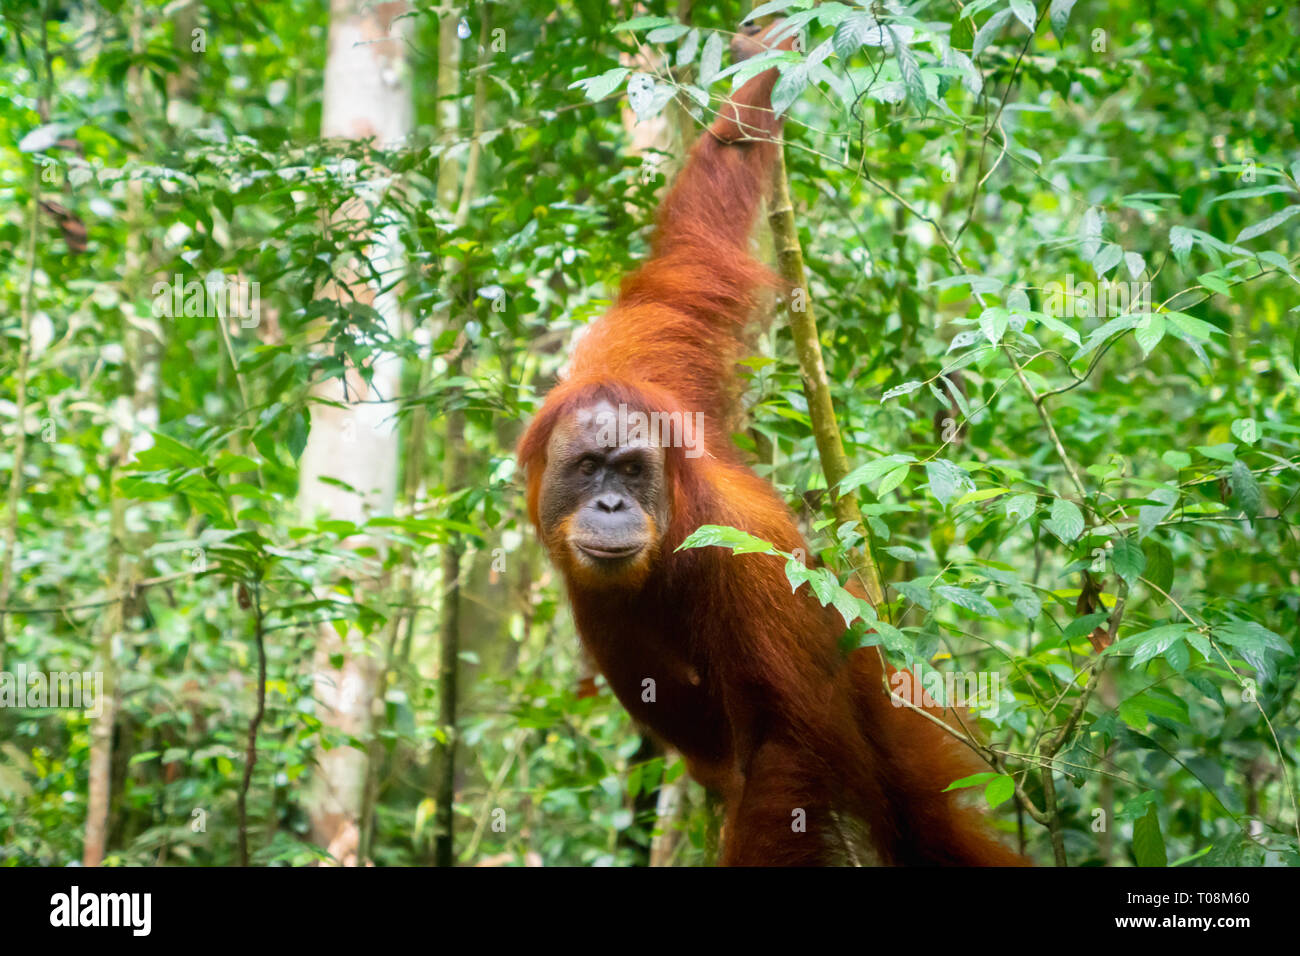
[{"x1": 538, "y1": 401, "x2": 669, "y2": 585}]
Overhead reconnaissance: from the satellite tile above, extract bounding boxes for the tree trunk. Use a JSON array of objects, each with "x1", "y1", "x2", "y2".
[{"x1": 300, "y1": 0, "x2": 412, "y2": 860}]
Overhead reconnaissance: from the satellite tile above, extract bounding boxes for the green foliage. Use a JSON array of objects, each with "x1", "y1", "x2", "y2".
[{"x1": 1, "y1": 0, "x2": 1297, "y2": 867}]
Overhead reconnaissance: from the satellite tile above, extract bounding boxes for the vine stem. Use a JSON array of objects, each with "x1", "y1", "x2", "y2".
[
  {"x1": 1002, "y1": 347, "x2": 1092, "y2": 505},
  {"x1": 237, "y1": 583, "x2": 267, "y2": 867},
  {"x1": 767, "y1": 141, "x2": 886, "y2": 607}
]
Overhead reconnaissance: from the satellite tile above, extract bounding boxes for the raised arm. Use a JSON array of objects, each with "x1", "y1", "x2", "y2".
[
  {"x1": 566, "y1": 22, "x2": 795, "y2": 421},
  {"x1": 645, "y1": 23, "x2": 795, "y2": 255}
]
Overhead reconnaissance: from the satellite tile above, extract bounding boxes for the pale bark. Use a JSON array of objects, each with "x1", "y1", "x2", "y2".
[
  {"x1": 300, "y1": 0, "x2": 412, "y2": 858},
  {"x1": 647, "y1": 778, "x2": 684, "y2": 867}
]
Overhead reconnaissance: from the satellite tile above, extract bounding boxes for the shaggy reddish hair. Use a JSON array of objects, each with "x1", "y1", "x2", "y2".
[{"x1": 518, "y1": 23, "x2": 1024, "y2": 866}]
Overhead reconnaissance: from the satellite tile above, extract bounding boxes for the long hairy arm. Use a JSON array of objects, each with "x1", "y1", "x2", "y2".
[
  {"x1": 567, "y1": 22, "x2": 794, "y2": 421},
  {"x1": 620, "y1": 24, "x2": 793, "y2": 321}
]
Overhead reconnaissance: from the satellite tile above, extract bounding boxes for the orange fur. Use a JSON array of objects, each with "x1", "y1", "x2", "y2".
[{"x1": 519, "y1": 23, "x2": 1024, "y2": 866}]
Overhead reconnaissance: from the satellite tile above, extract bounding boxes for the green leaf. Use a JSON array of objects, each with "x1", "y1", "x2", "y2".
[
  {"x1": 1118, "y1": 697, "x2": 1148, "y2": 729},
  {"x1": 1072, "y1": 314, "x2": 1139, "y2": 362},
  {"x1": 18, "y1": 121, "x2": 76, "y2": 153},
  {"x1": 1197, "y1": 272, "x2": 1233, "y2": 296},
  {"x1": 288, "y1": 408, "x2": 310, "y2": 462},
  {"x1": 877, "y1": 464, "x2": 911, "y2": 496},
  {"x1": 215, "y1": 453, "x2": 260, "y2": 474},
  {"x1": 1133, "y1": 805, "x2": 1168, "y2": 867},
  {"x1": 1004, "y1": 492, "x2": 1037, "y2": 523},
  {"x1": 881, "y1": 380, "x2": 923, "y2": 402},
  {"x1": 894, "y1": 35, "x2": 926, "y2": 116},
  {"x1": 1230, "y1": 418, "x2": 1259, "y2": 445},
  {"x1": 1134, "y1": 313, "x2": 1164, "y2": 356},
  {"x1": 1010, "y1": 0, "x2": 1037, "y2": 30},
  {"x1": 1093, "y1": 242, "x2": 1123, "y2": 277},
  {"x1": 943, "y1": 771, "x2": 999, "y2": 792},
  {"x1": 961, "y1": 0, "x2": 1004, "y2": 18},
  {"x1": 1142, "y1": 539, "x2": 1174, "y2": 597},
  {"x1": 866, "y1": 618, "x2": 908, "y2": 651},
  {"x1": 1195, "y1": 442, "x2": 1236, "y2": 462},
  {"x1": 942, "y1": 47, "x2": 982, "y2": 94},
  {"x1": 1229, "y1": 460, "x2": 1261, "y2": 517},
  {"x1": 1110, "y1": 536, "x2": 1146, "y2": 590},
  {"x1": 1049, "y1": 0, "x2": 1078, "y2": 39},
  {"x1": 1235, "y1": 204, "x2": 1300, "y2": 242},
  {"x1": 954, "y1": 487, "x2": 1010, "y2": 507},
  {"x1": 979, "y1": 306, "x2": 1009, "y2": 344},
  {"x1": 894, "y1": 579, "x2": 933, "y2": 610},
  {"x1": 1044, "y1": 497, "x2": 1084, "y2": 543},
  {"x1": 771, "y1": 63, "x2": 809, "y2": 116},
  {"x1": 935, "y1": 584, "x2": 999, "y2": 618},
  {"x1": 676, "y1": 28, "x2": 700, "y2": 67},
  {"x1": 1169, "y1": 225, "x2": 1195, "y2": 265},
  {"x1": 973, "y1": 8, "x2": 1012, "y2": 57},
  {"x1": 748, "y1": 0, "x2": 814, "y2": 20},
  {"x1": 833, "y1": 12, "x2": 880, "y2": 61},
  {"x1": 839, "y1": 454, "x2": 915, "y2": 494},
  {"x1": 1012, "y1": 588, "x2": 1042, "y2": 620},
  {"x1": 1065, "y1": 611, "x2": 1109, "y2": 640},
  {"x1": 985, "y1": 773, "x2": 1015, "y2": 808},
  {"x1": 645, "y1": 24, "x2": 690, "y2": 43},
  {"x1": 677, "y1": 525, "x2": 776, "y2": 555},
  {"x1": 926, "y1": 459, "x2": 974, "y2": 507},
  {"x1": 569, "y1": 68, "x2": 629, "y2": 102},
  {"x1": 938, "y1": 374, "x2": 970, "y2": 417},
  {"x1": 698, "y1": 32, "x2": 723, "y2": 86},
  {"x1": 830, "y1": 586, "x2": 861, "y2": 627},
  {"x1": 784, "y1": 556, "x2": 812, "y2": 592},
  {"x1": 1115, "y1": 624, "x2": 1194, "y2": 668},
  {"x1": 613, "y1": 15, "x2": 676, "y2": 32},
  {"x1": 1137, "y1": 487, "x2": 1178, "y2": 540},
  {"x1": 1165, "y1": 639, "x2": 1189, "y2": 673},
  {"x1": 141, "y1": 431, "x2": 208, "y2": 469},
  {"x1": 214, "y1": 191, "x2": 234, "y2": 223},
  {"x1": 1116, "y1": 791, "x2": 1160, "y2": 823},
  {"x1": 805, "y1": 566, "x2": 837, "y2": 606},
  {"x1": 1207, "y1": 183, "x2": 1297, "y2": 203},
  {"x1": 1196, "y1": 835, "x2": 1260, "y2": 867},
  {"x1": 1213, "y1": 620, "x2": 1291, "y2": 657}
]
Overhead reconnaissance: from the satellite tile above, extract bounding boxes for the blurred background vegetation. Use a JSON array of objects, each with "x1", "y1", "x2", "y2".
[{"x1": 1, "y1": 0, "x2": 1297, "y2": 867}]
